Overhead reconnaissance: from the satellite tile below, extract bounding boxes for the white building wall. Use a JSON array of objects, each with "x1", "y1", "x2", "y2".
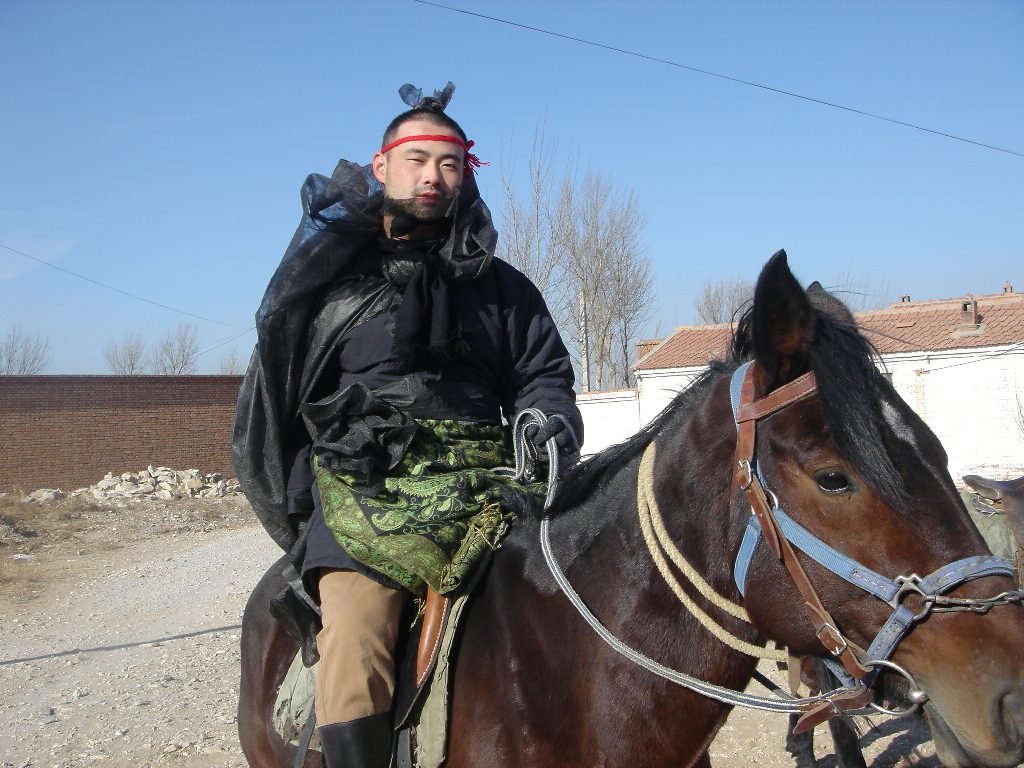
[
  {"x1": 579, "y1": 346, "x2": 1024, "y2": 482},
  {"x1": 576, "y1": 390, "x2": 641, "y2": 456},
  {"x1": 882, "y1": 347, "x2": 1024, "y2": 481},
  {"x1": 635, "y1": 366, "x2": 705, "y2": 426}
]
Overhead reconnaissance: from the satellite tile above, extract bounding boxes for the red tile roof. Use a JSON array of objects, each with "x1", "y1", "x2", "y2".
[{"x1": 635, "y1": 291, "x2": 1024, "y2": 371}]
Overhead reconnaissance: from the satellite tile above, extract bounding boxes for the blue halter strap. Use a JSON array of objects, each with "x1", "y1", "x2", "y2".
[{"x1": 728, "y1": 361, "x2": 1017, "y2": 662}]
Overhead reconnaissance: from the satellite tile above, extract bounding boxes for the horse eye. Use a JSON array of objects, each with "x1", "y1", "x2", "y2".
[{"x1": 816, "y1": 469, "x2": 851, "y2": 495}]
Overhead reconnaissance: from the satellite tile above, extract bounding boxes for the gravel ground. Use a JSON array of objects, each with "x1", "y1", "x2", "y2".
[
  {"x1": 1, "y1": 512, "x2": 279, "y2": 768},
  {"x1": 0, "y1": 497, "x2": 938, "y2": 768}
]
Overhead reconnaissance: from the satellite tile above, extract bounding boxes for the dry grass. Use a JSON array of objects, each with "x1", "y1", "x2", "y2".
[
  {"x1": 0, "y1": 492, "x2": 254, "y2": 603},
  {"x1": 0, "y1": 494, "x2": 106, "y2": 554}
]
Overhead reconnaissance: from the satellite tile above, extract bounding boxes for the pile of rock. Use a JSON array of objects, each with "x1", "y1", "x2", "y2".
[
  {"x1": 84, "y1": 467, "x2": 242, "y2": 502},
  {"x1": 22, "y1": 468, "x2": 242, "y2": 503}
]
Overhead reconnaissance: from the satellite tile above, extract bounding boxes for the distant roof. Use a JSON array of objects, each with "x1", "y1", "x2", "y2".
[
  {"x1": 635, "y1": 290, "x2": 1024, "y2": 371},
  {"x1": 634, "y1": 323, "x2": 733, "y2": 372}
]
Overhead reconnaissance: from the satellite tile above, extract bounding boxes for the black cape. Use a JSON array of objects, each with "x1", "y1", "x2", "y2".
[{"x1": 231, "y1": 160, "x2": 498, "y2": 552}]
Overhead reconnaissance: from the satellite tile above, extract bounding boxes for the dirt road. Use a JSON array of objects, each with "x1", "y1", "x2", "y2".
[
  {"x1": 1, "y1": 512, "x2": 278, "y2": 768},
  {"x1": 0, "y1": 500, "x2": 936, "y2": 767}
]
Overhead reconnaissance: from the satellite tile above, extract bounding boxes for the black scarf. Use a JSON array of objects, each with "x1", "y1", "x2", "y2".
[{"x1": 378, "y1": 235, "x2": 462, "y2": 363}]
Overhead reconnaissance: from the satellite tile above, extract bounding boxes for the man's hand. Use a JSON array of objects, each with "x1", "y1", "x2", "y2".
[{"x1": 525, "y1": 414, "x2": 580, "y2": 476}]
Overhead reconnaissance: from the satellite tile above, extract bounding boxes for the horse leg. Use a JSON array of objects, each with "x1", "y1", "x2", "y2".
[
  {"x1": 784, "y1": 713, "x2": 818, "y2": 768},
  {"x1": 238, "y1": 556, "x2": 321, "y2": 768},
  {"x1": 692, "y1": 750, "x2": 712, "y2": 768},
  {"x1": 827, "y1": 715, "x2": 866, "y2": 768}
]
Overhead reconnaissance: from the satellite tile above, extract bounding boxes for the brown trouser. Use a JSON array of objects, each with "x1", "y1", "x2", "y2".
[{"x1": 315, "y1": 569, "x2": 407, "y2": 725}]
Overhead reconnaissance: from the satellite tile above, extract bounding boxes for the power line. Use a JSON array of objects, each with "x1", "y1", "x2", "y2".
[
  {"x1": 917, "y1": 339, "x2": 1024, "y2": 372},
  {"x1": 0, "y1": 242, "x2": 246, "y2": 329},
  {"x1": 196, "y1": 326, "x2": 256, "y2": 359},
  {"x1": 860, "y1": 326, "x2": 934, "y2": 352},
  {"x1": 860, "y1": 324, "x2": 1024, "y2": 370},
  {"x1": 413, "y1": 1, "x2": 1024, "y2": 159}
]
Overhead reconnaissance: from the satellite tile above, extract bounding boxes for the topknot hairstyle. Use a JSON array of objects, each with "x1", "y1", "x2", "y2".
[{"x1": 381, "y1": 81, "x2": 468, "y2": 146}]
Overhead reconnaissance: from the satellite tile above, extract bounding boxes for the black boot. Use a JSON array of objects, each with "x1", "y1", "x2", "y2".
[{"x1": 318, "y1": 713, "x2": 393, "y2": 768}]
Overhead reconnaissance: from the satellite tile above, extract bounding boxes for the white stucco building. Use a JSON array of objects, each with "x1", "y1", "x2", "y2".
[{"x1": 577, "y1": 287, "x2": 1024, "y2": 483}]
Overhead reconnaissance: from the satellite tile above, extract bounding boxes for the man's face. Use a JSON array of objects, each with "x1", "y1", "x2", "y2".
[{"x1": 373, "y1": 118, "x2": 465, "y2": 223}]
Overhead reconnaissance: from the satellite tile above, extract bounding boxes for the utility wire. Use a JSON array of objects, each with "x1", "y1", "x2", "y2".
[
  {"x1": 196, "y1": 326, "x2": 256, "y2": 359},
  {"x1": 0, "y1": 242, "x2": 246, "y2": 329},
  {"x1": 917, "y1": 339, "x2": 1024, "y2": 372},
  {"x1": 860, "y1": 326, "x2": 934, "y2": 352},
  {"x1": 413, "y1": 1, "x2": 1024, "y2": 159}
]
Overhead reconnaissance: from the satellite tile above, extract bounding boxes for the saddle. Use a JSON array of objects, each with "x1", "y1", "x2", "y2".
[
  {"x1": 391, "y1": 587, "x2": 471, "y2": 768},
  {"x1": 964, "y1": 473, "x2": 1024, "y2": 504},
  {"x1": 962, "y1": 473, "x2": 1024, "y2": 584}
]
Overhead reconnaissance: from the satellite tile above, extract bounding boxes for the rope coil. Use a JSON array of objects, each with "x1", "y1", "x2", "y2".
[{"x1": 637, "y1": 442, "x2": 788, "y2": 662}]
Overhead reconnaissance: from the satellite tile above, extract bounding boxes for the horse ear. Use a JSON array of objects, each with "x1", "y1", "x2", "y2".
[
  {"x1": 751, "y1": 250, "x2": 815, "y2": 384},
  {"x1": 806, "y1": 280, "x2": 856, "y2": 325}
]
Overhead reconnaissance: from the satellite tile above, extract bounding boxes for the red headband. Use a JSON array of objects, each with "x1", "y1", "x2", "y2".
[{"x1": 379, "y1": 134, "x2": 488, "y2": 175}]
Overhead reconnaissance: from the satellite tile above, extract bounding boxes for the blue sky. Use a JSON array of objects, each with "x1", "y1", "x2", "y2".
[{"x1": 1, "y1": 1, "x2": 1021, "y2": 373}]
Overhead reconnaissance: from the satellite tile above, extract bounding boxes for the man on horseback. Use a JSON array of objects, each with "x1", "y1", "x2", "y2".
[{"x1": 233, "y1": 82, "x2": 581, "y2": 767}]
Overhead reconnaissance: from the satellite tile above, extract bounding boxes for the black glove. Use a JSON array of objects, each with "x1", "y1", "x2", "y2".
[{"x1": 526, "y1": 414, "x2": 580, "y2": 477}]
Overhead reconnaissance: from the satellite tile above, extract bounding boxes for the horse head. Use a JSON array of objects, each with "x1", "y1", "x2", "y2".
[{"x1": 735, "y1": 251, "x2": 1024, "y2": 767}]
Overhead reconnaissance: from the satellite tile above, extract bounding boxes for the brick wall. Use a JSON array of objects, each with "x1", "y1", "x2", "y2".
[{"x1": 0, "y1": 376, "x2": 244, "y2": 493}]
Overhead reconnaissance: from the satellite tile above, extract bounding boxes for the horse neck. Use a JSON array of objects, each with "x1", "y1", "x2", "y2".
[
  {"x1": 647, "y1": 373, "x2": 751, "y2": 598},
  {"x1": 557, "y1": 371, "x2": 759, "y2": 676},
  {"x1": 453, "y1": 372, "x2": 761, "y2": 763}
]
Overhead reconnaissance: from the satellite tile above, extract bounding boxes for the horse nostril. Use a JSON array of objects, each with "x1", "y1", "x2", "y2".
[{"x1": 999, "y1": 689, "x2": 1024, "y2": 746}]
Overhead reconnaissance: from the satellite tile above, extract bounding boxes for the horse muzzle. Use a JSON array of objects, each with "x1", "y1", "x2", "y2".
[{"x1": 924, "y1": 684, "x2": 1024, "y2": 768}]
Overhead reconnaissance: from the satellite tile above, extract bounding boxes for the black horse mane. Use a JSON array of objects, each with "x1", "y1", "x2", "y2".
[
  {"x1": 551, "y1": 290, "x2": 906, "y2": 515},
  {"x1": 551, "y1": 362, "x2": 732, "y2": 513}
]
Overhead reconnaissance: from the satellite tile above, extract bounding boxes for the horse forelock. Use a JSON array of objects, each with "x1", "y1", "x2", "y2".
[
  {"x1": 805, "y1": 313, "x2": 917, "y2": 507},
  {"x1": 730, "y1": 300, "x2": 917, "y2": 508}
]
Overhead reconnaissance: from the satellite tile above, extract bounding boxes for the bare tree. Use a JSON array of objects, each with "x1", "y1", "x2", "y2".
[
  {"x1": 606, "y1": 202, "x2": 656, "y2": 388},
  {"x1": 0, "y1": 324, "x2": 51, "y2": 374},
  {"x1": 150, "y1": 322, "x2": 201, "y2": 375},
  {"x1": 103, "y1": 331, "x2": 147, "y2": 375},
  {"x1": 217, "y1": 347, "x2": 244, "y2": 375},
  {"x1": 495, "y1": 125, "x2": 562, "y2": 298},
  {"x1": 693, "y1": 276, "x2": 754, "y2": 325},
  {"x1": 828, "y1": 266, "x2": 892, "y2": 312},
  {"x1": 497, "y1": 131, "x2": 656, "y2": 392},
  {"x1": 549, "y1": 171, "x2": 654, "y2": 391}
]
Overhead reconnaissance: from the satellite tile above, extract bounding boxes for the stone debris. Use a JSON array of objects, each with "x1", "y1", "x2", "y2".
[
  {"x1": 28, "y1": 488, "x2": 64, "y2": 502},
  {"x1": 20, "y1": 467, "x2": 241, "y2": 504}
]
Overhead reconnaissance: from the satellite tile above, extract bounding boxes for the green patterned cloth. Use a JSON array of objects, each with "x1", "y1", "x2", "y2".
[{"x1": 315, "y1": 419, "x2": 540, "y2": 596}]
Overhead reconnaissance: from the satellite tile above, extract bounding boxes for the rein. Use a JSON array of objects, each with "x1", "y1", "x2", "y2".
[
  {"x1": 539, "y1": 360, "x2": 1024, "y2": 727},
  {"x1": 540, "y1": 517, "x2": 860, "y2": 714}
]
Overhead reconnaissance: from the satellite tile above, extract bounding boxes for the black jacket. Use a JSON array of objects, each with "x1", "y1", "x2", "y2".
[{"x1": 232, "y1": 159, "x2": 581, "y2": 553}]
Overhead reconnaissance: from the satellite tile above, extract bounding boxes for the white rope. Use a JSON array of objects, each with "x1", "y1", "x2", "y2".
[{"x1": 637, "y1": 442, "x2": 788, "y2": 662}]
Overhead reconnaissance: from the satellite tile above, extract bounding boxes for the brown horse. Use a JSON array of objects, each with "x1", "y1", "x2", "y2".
[{"x1": 240, "y1": 251, "x2": 1024, "y2": 768}]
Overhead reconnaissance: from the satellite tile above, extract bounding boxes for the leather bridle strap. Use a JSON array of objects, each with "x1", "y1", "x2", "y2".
[{"x1": 732, "y1": 363, "x2": 872, "y2": 681}]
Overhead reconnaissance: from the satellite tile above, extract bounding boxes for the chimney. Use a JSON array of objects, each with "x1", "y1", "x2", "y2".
[
  {"x1": 958, "y1": 295, "x2": 980, "y2": 329},
  {"x1": 1005, "y1": 280, "x2": 1014, "y2": 294},
  {"x1": 900, "y1": 294, "x2": 911, "y2": 303},
  {"x1": 635, "y1": 338, "x2": 661, "y2": 362}
]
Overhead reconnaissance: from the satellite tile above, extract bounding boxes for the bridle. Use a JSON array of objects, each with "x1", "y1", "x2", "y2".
[
  {"x1": 728, "y1": 360, "x2": 1024, "y2": 725},
  {"x1": 538, "y1": 360, "x2": 1024, "y2": 727},
  {"x1": 731, "y1": 363, "x2": 1024, "y2": 654}
]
